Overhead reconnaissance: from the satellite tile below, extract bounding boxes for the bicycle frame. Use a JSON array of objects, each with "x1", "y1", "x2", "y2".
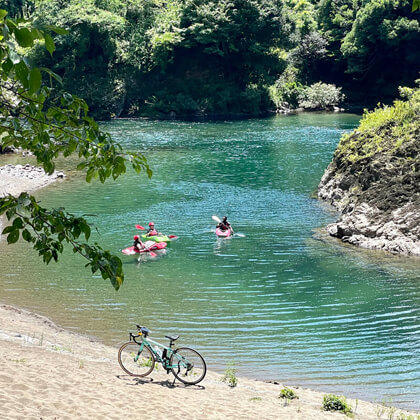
[{"x1": 131, "y1": 333, "x2": 187, "y2": 370}]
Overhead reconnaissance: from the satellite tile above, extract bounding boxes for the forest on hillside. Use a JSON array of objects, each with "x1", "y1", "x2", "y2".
[{"x1": 1, "y1": 0, "x2": 420, "y2": 119}]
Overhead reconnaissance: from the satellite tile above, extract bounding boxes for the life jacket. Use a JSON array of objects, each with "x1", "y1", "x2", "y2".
[{"x1": 148, "y1": 229, "x2": 158, "y2": 236}]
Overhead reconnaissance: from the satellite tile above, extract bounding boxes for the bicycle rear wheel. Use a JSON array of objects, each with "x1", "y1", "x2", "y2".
[
  {"x1": 170, "y1": 347, "x2": 206, "y2": 385},
  {"x1": 118, "y1": 342, "x2": 155, "y2": 377}
]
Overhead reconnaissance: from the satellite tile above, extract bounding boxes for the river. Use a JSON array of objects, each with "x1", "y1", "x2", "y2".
[{"x1": 1, "y1": 113, "x2": 419, "y2": 410}]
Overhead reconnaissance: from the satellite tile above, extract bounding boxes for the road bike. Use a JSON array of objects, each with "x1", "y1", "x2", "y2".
[{"x1": 118, "y1": 324, "x2": 206, "y2": 385}]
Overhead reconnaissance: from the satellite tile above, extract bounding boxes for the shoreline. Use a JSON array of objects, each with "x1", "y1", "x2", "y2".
[
  {"x1": 1, "y1": 302, "x2": 419, "y2": 420},
  {"x1": 0, "y1": 163, "x2": 65, "y2": 198}
]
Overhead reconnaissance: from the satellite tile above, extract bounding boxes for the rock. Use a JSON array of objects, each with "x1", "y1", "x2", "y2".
[{"x1": 318, "y1": 119, "x2": 420, "y2": 256}]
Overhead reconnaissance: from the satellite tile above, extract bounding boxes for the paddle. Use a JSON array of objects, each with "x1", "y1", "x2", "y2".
[
  {"x1": 135, "y1": 224, "x2": 145, "y2": 230},
  {"x1": 212, "y1": 215, "x2": 221, "y2": 224}
]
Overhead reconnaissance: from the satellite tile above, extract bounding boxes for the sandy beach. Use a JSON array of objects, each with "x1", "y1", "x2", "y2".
[
  {"x1": 1, "y1": 304, "x2": 419, "y2": 420},
  {"x1": 0, "y1": 164, "x2": 65, "y2": 198}
]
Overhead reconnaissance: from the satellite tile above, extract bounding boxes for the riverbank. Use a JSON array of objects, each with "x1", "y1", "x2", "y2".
[
  {"x1": 0, "y1": 164, "x2": 65, "y2": 198},
  {"x1": 0, "y1": 304, "x2": 418, "y2": 420}
]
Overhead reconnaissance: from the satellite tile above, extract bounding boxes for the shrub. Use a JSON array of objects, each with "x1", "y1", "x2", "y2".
[
  {"x1": 279, "y1": 387, "x2": 299, "y2": 400},
  {"x1": 221, "y1": 363, "x2": 238, "y2": 388},
  {"x1": 322, "y1": 394, "x2": 353, "y2": 415},
  {"x1": 298, "y1": 82, "x2": 344, "y2": 110},
  {"x1": 269, "y1": 67, "x2": 304, "y2": 109}
]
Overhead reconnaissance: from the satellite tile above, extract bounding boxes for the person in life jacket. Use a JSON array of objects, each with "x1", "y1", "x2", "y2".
[
  {"x1": 217, "y1": 216, "x2": 233, "y2": 233},
  {"x1": 133, "y1": 235, "x2": 146, "y2": 251},
  {"x1": 146, "y1": 222, "x2": 159, "y2": 237}
]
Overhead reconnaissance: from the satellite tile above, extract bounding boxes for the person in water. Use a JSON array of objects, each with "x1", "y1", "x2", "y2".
[
  {"x1": 146, "y1": 222, "x2": 159, "y2": 237},
  {"x1": 133, "y1": 235, "x2": 146, "y2": 251},
  {"x1": 217, "y1": 216, "x2": 233, "y2": 233}
]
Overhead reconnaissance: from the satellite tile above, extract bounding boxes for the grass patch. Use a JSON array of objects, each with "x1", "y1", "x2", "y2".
[
  {"x1": 279, "y1": 387, "x2": 299, "y2": 400},
  {"x1": 221, "y1": 362, "x2": 238, "y2": 388},
  {"x1": 322, "y1": 394, "x2": 353, "y2": 416}
]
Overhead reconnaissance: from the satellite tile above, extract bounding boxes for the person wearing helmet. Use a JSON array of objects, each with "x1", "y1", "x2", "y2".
[
  {"x1": 133, "y1": 235, "x2": 146, "y2": 251},
  {"x1": 146, "y1": 222, "x2": 159, "y2": 237},
  {"x1": 217, "y1": 216, "x2": 233, "y2": 233}
]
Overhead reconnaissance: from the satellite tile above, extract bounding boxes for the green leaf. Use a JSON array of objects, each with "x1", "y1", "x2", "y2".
[
  {"x1": 413, "y1": 0, "x2": 420, "y2": 11},
  {"x1": 44, "y1": 33, "x2": 55, "y2": 55},
  {"x1": 29, "y1": 67, "x2": 42, "y2": 93},
  {"x1": 44, "y1": 25, "x2": 68, "y2": 35},
  {"x1": 2, "y1": 58, "x2": 13, "y2": 73},
  {"x1": 14, "y1": 27, "x2": 33, "y2": 48},
  {"x1": 0, "y1": 9, "x2": 7, "y2": 20},
  {"x1": 17, "y1": 193, "x2": 31, "y2": 207},
  {"x1": 12, "y1": 217, "x2": 23, "y2": 229},
  {"x1": 2, "y1": 226, "x2": 14, "y2": 234},
  {"x1": 7, "y1": 229, "x2": 19, "y2": 244},
  {"x1": 110, "y1": 274, "x2": 124, "y2": 291},
  {"x1": 40, "y1": 67, "x2": 62, "y2": 85},
  {"x1": 14, "y1": 61, "x2": 29, "y2": 87},
  {"x1": 22, "y1": 229, "x2": 32, "y2": 242}
]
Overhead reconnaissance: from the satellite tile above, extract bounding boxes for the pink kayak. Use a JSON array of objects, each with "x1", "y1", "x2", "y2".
[
  {"x1": 216, "y1": 227, "x2": 232, "y2": 237},
  {"x1": 122, "y1": 241, "x2": 167, "y2": 255}
]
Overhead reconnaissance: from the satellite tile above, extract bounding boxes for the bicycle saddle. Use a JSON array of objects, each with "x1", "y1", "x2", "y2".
[{"x1": 165, "y1": 335, "x2": 179, "y2": 342}]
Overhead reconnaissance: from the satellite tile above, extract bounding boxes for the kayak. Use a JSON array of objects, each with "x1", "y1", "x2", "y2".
[
  {"x1": 122, "y1": 241, "x2": 167, "y2": 255},
  {"x1": 216, "y1": 227, "x2": 232, "y2": 238},
  {"x1": 140, "y1": 234, "x2": 176, "y2": 243}
]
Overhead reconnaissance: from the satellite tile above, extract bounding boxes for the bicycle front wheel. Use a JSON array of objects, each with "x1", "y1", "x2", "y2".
[
  {"x1": 170, "y1": 347, "x2": 206, "y2": 385},
  {"x1": 118, "y1": 342, "x2": 155, "y2": 377}
]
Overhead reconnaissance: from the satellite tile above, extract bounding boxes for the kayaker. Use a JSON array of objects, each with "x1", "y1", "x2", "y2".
[
  {"x1": 217, "y1": 216, "x2": 233, "y2": 233},
  {"x1": 146, "y1": 221, "x2": 159, "y2": 237},
  {"x1": 133, "y1": 235, "x2": 146, "y2": 251}
]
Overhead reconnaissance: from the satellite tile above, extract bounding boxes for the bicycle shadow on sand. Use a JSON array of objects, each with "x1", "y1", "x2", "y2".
[{"x1": 116, "y1": 374, "x2": 206, "y2": 391}]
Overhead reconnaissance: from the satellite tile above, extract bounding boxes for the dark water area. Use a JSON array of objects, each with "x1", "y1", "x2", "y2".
[{"x1": 1, "y1": 113, "x2": 419, "y2": 410}]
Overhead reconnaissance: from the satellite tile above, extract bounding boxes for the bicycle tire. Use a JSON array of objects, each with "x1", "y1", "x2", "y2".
[
  {"x1": 118, "y1": 341, "x2": 155, "y2": 377},
  {"x1": 170, "y1": 347, "x2": 206, "y2": 385}
]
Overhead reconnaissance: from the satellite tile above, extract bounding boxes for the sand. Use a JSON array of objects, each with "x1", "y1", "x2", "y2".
[
  {"x1": 0, "y1": 304, "x2": 418, "y2": 420},
  {"x1": 0, "y1": 164, "x2": 64, "y2": 198}
]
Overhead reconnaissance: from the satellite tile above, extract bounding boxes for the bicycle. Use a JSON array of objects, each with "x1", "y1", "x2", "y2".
[{"x1": 118, "y1": 324, "x2": 207, "y2": 385}]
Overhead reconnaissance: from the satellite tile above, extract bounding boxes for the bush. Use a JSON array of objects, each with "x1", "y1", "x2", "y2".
[
  {"x1": 221, "y1": 363, "x2": 238, "y2": 388},
  {"x1": 298, "y1": 82, "x2": 344, "y2": 110},
  {"x1": 269, "y1": 67, "x2": 304, "y2": 109},
  {"x1": 322, "y1": 394, "x2": 353, "y2": 415},
  {"x1": 279, "y1": 387, "x2": 299, "y2": 400}
]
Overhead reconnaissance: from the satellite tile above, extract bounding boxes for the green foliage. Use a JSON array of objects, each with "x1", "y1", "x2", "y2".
[
  {"x1": 298, "y1": 82, "x2": 344, "y2": 110},
  {"x1": 7, "y1": 0, "x2": 419, "y2": 116},
  {"x1": 279, "y1": 387, "x2": 299, "y2": 400},
  {"x1": 414, "y1": 0, "x2": 420, "y2": 11},
  {"x1": 318, "y1": 0, "x2": 360, "y2": 45},
  {"x1": 269, "y1": 67, "x2": 304, "y2": 109},
  {"x1": 340, "y1": 0, "x2": 420, "y2": 98},
  {"x1": 322, "y1": 394, "x2": 353, "y2": 415},
  {"x1": 289, "y1": 31, "x2": 328, "y2": 83},
  {"x1": 335, "y1": 85, "x2": 420, "y2": 164},
  {"x1": 0, "y1": 11, "x2": 151, "y2": 289},
  {"x1": 221, "y1": 362, "x2": 238, "y2": 388}
]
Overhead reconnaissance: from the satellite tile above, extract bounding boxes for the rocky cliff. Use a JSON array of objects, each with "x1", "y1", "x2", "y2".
[{"x1": 318, "y1": 86, "x2": 420, "y2": 256}]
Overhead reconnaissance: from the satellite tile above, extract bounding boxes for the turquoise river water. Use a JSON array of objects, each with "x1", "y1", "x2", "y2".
[{"x1": 1, "y1": 114, "x2": 419, "y2": 410}]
